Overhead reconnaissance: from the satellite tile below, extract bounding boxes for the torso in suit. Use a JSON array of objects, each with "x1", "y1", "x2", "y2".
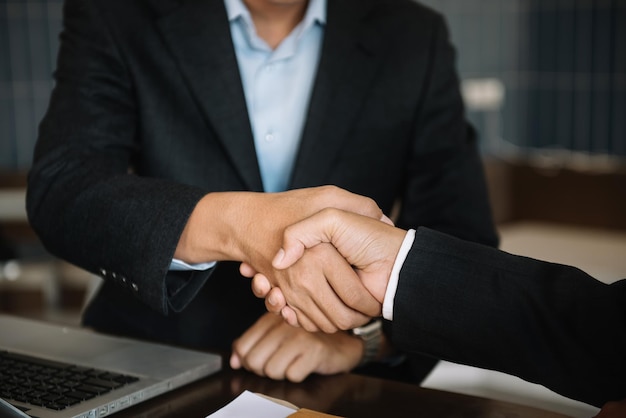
[
  {"x1": 393, "y1": 227, "x2": 626, "y2": 407},
  {"x1": 27, "y1": 0, "x2": 498, "y2": 380}
]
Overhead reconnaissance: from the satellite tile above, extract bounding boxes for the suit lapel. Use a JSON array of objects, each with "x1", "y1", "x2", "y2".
[
  {"x1": 152, "y1": 0, "x2": 383, "y2": 192},
  {"x1": 290, "y1": 0, "x2": 384, "y2": 189},
  {"x1": 155, "y1": 0, "x2": 264, "y2": 191}
]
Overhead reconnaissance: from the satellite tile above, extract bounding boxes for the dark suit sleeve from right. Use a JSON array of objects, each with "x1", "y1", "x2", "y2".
[{"x1": 392, "y1": 227, "x2": 626, "y2": 408}]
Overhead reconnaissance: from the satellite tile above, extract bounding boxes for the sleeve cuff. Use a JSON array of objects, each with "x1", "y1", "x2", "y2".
[
  {"x1": 170, "y1": 258, "x2": 216, "y2": 271},
  {"x1": 382, "y1": 229, "x2": 416, "y2": 321}
]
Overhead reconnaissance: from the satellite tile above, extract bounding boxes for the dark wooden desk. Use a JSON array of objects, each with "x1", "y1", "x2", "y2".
[{"x1": 114, "y1": 365, "x2": 572, "y2": 418}]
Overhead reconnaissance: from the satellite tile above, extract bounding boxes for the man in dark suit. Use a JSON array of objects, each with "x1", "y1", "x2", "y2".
[
  {"x1": 257, "y1": 208, "x2": 626, "y2": 409},
  {"x1": 26, "y1": 0, "x2": 497, "y2": 382}
]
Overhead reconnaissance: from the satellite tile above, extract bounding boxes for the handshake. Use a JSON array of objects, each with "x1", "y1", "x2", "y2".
[{"x1": 240, "y1": 203, "x2": 409, "y2": 333}]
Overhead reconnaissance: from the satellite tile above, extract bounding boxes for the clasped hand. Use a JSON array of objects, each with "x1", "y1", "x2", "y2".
[
  {"x1": 178, "y1": 184, "x2": 403, "y2": 332},
  {"x1": 242, "y1": 208, "x2": 407, "y2": 332},
  {"x1": 182, "y1": 185, "x2": 385, "y2": 333}
]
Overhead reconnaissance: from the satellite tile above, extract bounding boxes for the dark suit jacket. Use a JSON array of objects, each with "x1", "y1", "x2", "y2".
[
  {"x1": 27, "y1": 0, "x2": 497, "y2": 378},
  {"x1": 393, "y1": 227, "x2": 626, "y2": 406}
]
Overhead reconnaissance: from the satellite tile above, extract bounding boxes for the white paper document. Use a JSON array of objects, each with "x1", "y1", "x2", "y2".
[{"x1": 207, "y1": 390, "x2": 297, "y2": 418}]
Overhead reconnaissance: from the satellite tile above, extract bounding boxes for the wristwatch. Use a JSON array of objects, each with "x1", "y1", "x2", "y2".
[{"x1": 351, "y1": 319, "x2": 383, "y2": 366}]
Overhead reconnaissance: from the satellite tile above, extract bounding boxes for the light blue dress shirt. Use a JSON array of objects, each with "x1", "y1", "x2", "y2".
[
  {"x1": 170, "y1": 0, "x2": 326, "y2": 271},
  {"x1": 226, "y1": 0, "x2": 325, "y2": 193}
]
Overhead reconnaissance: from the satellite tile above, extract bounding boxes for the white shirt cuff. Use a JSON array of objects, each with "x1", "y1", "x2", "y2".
[
  {"x1": 169, "y1": 258, "x2": 216, "y2": 271},
  {"x1": 382, "y1": 229, "x2": 415, "y2": 321}
]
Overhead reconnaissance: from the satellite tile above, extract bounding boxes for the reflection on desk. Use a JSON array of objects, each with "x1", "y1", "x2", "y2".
[{"x1": 114, "y1": 364, "x2": 572, "y2": 418}]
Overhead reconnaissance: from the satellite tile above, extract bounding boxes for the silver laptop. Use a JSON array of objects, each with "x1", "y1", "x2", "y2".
[{"x1": 0, "y1": 314, "x2": 221, "y2": 418}]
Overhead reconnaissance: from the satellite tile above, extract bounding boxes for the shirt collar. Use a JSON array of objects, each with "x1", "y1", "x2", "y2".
[{"x1": 224, "y1": 0, "x2": 326, "y2": 29}]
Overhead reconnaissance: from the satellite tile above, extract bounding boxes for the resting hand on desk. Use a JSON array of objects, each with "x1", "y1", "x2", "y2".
[
  {"x1": 250, "y1": 209, "x2": 406, "y2": 329},
  {"x1": 229, "y1": 312, "x2": 366, "y2": 382}
]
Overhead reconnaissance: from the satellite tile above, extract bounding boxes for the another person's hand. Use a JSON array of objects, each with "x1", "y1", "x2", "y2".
[
  {"x1": 230, "y1": 313, "x2": 364, "y2": 382},
  {"x1": 263, "y1": 242, "x2": 378, "y2": 332},
  {"x1": 251, "y1": 209, "x2": 407, "y2": 328}
]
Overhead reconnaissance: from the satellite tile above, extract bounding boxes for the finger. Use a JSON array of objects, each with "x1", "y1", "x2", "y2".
[
  {"x1": 272, "y1": 246, "x2": 304, "y2": 271},
  {"x1": 272, "y1": 250, "x2": 344, "y2": 332},
  {"x1": 381, "y1": 214, "x2": 394, "y2": 226},
  {"x1": 236, "y1": 315, "x2": 286, "y2": 376},
  {"x1": 279, "y1": 244, "x2": 375, "y2": 331},
  {"x1": 324, "y1": 265, "x2": 381, "y2": 320},
  {"x1": 283, "y1": 345, "x2": 319, "y2": 383},
  {"x1": 273, "y1": 209, "x2": 342, "y2": 270},
  {"x1": 251, "y1": 273, "x2": 272, "y2": 298},
  {"x1": 265, "y1": 287, "x2": 286, "y2": 314},
  {"x1": 239, "y1": 262, "x2": 257, "y2": 278},
  {"x1": 282, "y1": 283, "x2": 360, "y2": 333},
  {"x1": 229, "y1": 352, "x2": 242, "y2": 369},
  {"x1": 315, "y1": 245, "x2": 381, "y2": 321},
  {"x1": 231, "y1": 313, "x2": 277, "y2": 361},
  {"x1": 286, "y1": 304, "x2": 324, "y2": 333},
  {"x1": 260, "y1": 329, "x2": 303, "y2": 381},
  {"x1": 280, "y1": 306, "x2": 299, "y2": 327},
  {"x1": 279, "y1": 279, "x2": 342, "y2": 333}
]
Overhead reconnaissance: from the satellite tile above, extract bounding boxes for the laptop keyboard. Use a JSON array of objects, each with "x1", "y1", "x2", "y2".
[{"x1": 0, "y1": 350, "x2": 140, "y2": 412}]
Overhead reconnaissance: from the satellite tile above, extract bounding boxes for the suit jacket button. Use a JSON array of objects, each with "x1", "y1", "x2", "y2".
[
  {"x1": 131, "y1": 282, "x2": 139, "y2": 292},
  {"x1": 99, "y1": 268, "x2": 107, "y2": 277}
]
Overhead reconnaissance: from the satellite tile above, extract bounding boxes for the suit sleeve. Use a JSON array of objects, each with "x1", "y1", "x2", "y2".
[
  {"x1": 26, "y1": 0, "x2": 211, "y2": 315},
  {"x1": 396, "y1": 13, "x2": 498, "y2": 248},
  {"x1": 392, "y1": 227, "x2": 626, "y2": 407},
  {"x1": 381, "y1": 10, "x2": 498, "y2": 382}
]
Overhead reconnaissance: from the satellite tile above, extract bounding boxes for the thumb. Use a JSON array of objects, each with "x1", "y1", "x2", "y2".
[
  {"x1": 272, "y1": 209, "x2": 342, "y2": 269},
  {"x1": 272, "y1": 244, "x2": 305, "y2": 270}
]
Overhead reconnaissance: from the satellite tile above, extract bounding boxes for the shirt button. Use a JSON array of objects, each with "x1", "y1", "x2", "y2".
[{"x1": 264, "y1": 133, "x2": 275, "y2": 142}]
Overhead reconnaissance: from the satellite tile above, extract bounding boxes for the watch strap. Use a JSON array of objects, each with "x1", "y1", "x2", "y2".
[{"x1": 351, "y1": 319, "x2": 383, "y2": 367}]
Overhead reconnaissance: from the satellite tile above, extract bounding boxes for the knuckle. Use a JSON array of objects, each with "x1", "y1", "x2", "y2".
[
  {"x1": 335, "y1": 317, "x2": 353, "y2": 331},
  {"x1": 318, "y1": 322, "x2": 336, "y2": 333},
  {"x1": 303, "y1": 322, "x2": 320, "y2": 333},
  {"x1": 319, "y1": 206, "x2": 341, "y2": 221},
  {"x1": 265, "y1": 299, "x2": 280, "y2": 313},
  {"x1": 246, "y1": 357, "x2": 264, "y2": 373},
  {"x1": 264, "y1": 366, "x2": 284, "y2": 381}
]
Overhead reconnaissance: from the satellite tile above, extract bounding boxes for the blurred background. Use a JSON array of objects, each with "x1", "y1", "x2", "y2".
[
  {"x1": 1, "y1": 0, "x2": 86, "y2": 324},
  {"x1": 0, "y1": 1, "x2": 625, "y2": 417}
]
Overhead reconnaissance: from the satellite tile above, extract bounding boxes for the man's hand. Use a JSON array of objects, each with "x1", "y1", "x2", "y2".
[
  {"x1": 260, "y1": 243, "x2": 378, "y2": 332},
  {"x1": 252, "y1": 209, "x2": 407, "y2": 328},
  {"x1": 230, "y1": 313, "x2": 364, "y2": 382},
  {"x1": 175, "y1": 185, "x2": 383, "y2": 265},
  {"x1": 175, "y1": 186, "x2": 383, "y2": 332}
]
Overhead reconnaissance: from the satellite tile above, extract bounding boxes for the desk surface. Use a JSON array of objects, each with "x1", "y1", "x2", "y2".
[{"x1": 114, "y1": 365, "x2": 571, "y2": 418}]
